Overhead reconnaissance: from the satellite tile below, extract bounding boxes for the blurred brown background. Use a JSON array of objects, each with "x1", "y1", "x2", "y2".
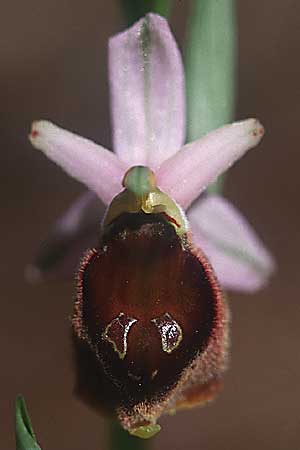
[{"x1": 1, "y1": 1, "x2": 299, "y2": 449}]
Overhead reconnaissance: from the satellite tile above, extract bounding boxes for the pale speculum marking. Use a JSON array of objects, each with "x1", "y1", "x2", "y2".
[
  {"x1": 151, "y1": 312, "x2": 183, "y2": 354},
  {"x1": 102, "y1": 312, "x2": 137, "y2": 360}
]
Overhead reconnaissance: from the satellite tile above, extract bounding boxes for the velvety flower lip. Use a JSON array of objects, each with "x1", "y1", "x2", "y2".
[{"x1": 28, "y1": 13, "x2": 274, "y2": 293}]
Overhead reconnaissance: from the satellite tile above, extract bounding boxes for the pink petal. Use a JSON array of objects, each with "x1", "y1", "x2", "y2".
[
  {"x1": 29, "y1": 121, "x2": 127, "y2": 205},
  {"x1": 157, "y1": 119, "x2": 264, "y2": 209},
  {"x1": 188, "y1": 195, "x2": 275, "y2": 292},
  {"x1": 25, "y1": 191, "x2": 103, "y2": 282},
  {"x1": 109, "y1": 13, "x2": 185, "y2": 169}
]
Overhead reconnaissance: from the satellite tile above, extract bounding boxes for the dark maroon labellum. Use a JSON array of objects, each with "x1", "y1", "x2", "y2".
[{"x1": 74, "y1": 211, "x2": 220, "y2": 407}]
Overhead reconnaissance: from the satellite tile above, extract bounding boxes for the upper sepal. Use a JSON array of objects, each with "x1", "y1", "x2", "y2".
[{"x1": 109, "y1": 13, "x2": 185, "y2": 169}]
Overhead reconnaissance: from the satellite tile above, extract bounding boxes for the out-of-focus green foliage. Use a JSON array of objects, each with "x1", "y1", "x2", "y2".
[{"x1": 15, "y1": 396, "x2": 42, "y2": 450}]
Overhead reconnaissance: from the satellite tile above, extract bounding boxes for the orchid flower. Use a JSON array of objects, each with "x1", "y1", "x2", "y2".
[{"x1": 29, "y1": 14, "x2": 274, "y2": 439}]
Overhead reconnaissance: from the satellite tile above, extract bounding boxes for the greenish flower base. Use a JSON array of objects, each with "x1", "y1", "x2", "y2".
[{"x1": 110, "y1": 422, "x2": 152, "y2": 450}]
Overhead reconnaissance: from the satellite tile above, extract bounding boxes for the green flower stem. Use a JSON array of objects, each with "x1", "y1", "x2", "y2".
[
  {"x1": 109, "y1": 421, "x2": 149, "y2": 450},
  {"x1": 152, "y1": 0, "x2": 171, "y2": 18},
  {"x1": 185, "y1": 0, "x2": 237, "y2": 193},
  {"x1": 119, "y1": 0, "x2": 171, "y2": 25}
]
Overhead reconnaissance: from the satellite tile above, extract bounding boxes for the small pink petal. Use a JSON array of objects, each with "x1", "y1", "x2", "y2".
[
  {"x1": 29, "y1": 121, "x2": 127, "y2": 205},
  {"x1": 157, "y1": 119, "x2": 264, "y2": 209},
  {"x1": 109, "y1": 13, "x2": 185, "y2": 169},
  {"x1": 188, "y1": 195, "x2": 275, "y2": 292},
  {"x1": 25, "y1": 191, "x2": 103, "y2": 282}
]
